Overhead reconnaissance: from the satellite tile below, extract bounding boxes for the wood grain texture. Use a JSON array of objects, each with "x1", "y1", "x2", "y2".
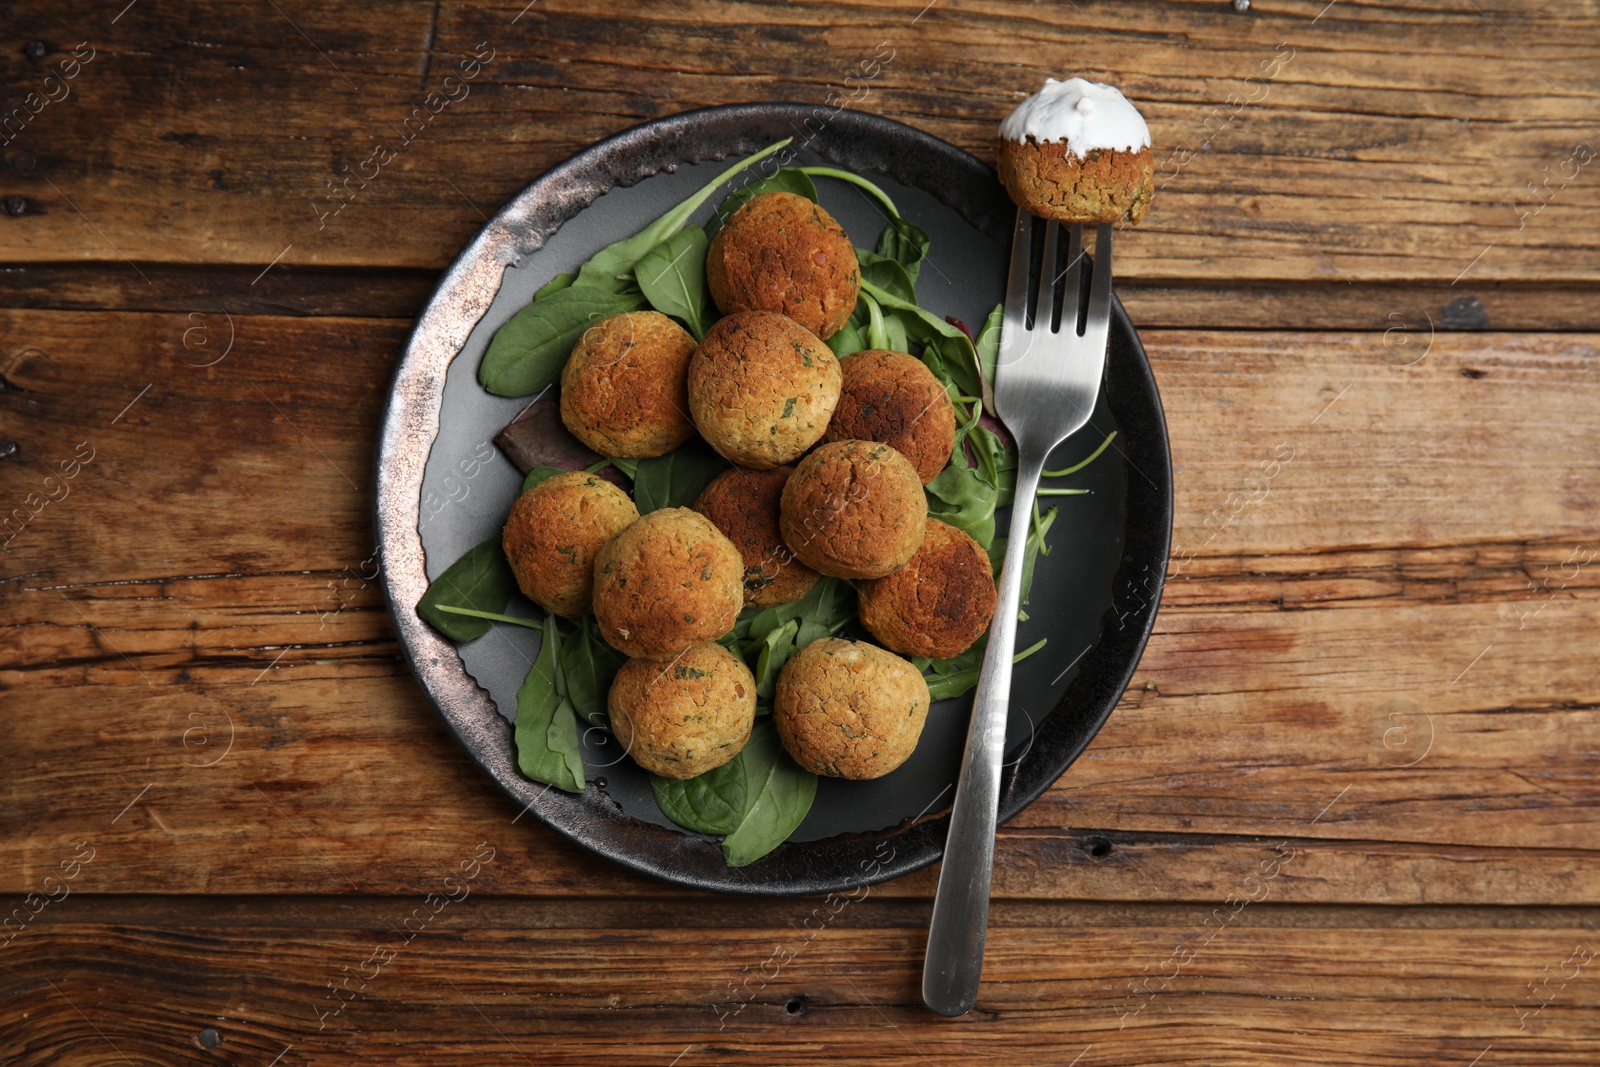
[
  {"x1": 4, "y1": 906, "x2": 1599, "y2": 1064},
  {"x1": 3, "y1": 311, "x2": 1596, "y2": 904},
  {"x1": 1, "y1": 0, "x2": 1597, "y2": 282}
]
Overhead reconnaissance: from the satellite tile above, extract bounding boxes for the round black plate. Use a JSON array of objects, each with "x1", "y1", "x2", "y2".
[{"x1": 376, "y1": 104, "x2": 1172, "y2": 896}]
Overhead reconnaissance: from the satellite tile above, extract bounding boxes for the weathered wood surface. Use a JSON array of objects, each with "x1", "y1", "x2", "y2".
[
  {"x1": 5, "y1": 904, "x2": 1600, "y2": 1064},
  {"x1": 0, "y1": 0, "x2": 1597, "y2": 282},
  {"x1": 4, "y1": 0, "x2": 1600, "y2": 1061}
]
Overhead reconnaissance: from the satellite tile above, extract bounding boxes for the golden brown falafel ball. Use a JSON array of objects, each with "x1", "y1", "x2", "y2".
[
  {"x1": 858, "y1": 519, "x2": 997, "y2": 659},
  {"x1": 591, "y1": 508, "x2": 745, "y2": 658},
  {"x1": 773, "y1": 638, "x2": 931, "y2": 779},
  {"x1": 608, "y1": 642, "x2": 757, "y2": 779},
  {"x1": 706, "y1": 192, "x2": 860, "y2": 340},
  {"x1": 693, "y1": 466, "x2": 819, "y2": 608},
  {"x1": 778, "y1": 440, "x2": 927, "y2": 580},
  {"x1": 687, "y1": 311, "x2": 841, "y2": 470},
  {"x1": 559, "y1": 310, "x2": 697, "y2": 458},
  {"x1": 501, "y1": 471, "x2": 639, "y2": 617},
  {"x1": 823, "y1": 350, "x2": 957, "y2": 485}
]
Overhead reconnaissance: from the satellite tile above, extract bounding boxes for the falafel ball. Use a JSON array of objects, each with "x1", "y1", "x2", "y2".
[
  {"x1": 778, "y1": 439, "x2": 927, "y2": 580},
  {"x1": 559, "y1": 310, "x2": 697, "y2": 458},
  {"x1": 591, "y1": 507, "x2": 745, "y2": 658},
  {"x1": 858, "y1": 518, "x2": 997, "y2": 658},
  {"x1": 823, "y1": 350, "x2": 957, "y2": 485},
  {"x1": 773, "y1": 638, "x2": 931, "y2": 779},
  {"x1": 502, "y1": 471, "x2": 639, "y2": 617},
  {"x1": 693, "y1": 465, "x2": 819, "y2": 608},
  {"x1": 687, "y1": 311, "x2": 841, "y2": 470},
  {"x1": 706, "y1": 191, "x2": 860, "y2": 340},
  {"x1": 609, "y1": 642, "x2": 757, "y2": 779}
]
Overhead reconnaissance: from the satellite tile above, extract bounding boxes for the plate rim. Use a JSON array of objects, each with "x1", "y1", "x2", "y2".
[{"x1": 376, "y1": 102, "x2": 1173, "y2": 897}]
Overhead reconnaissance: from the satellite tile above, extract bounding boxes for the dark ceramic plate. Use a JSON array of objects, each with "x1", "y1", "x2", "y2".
[{"x1": 376, "y1": 104, "x2": 1172, "y2": 896}]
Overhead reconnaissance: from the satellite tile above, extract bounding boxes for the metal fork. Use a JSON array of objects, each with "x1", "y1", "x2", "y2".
[{"x1": 922, "y1": 211, "x2": 1114, "y2": 1017}]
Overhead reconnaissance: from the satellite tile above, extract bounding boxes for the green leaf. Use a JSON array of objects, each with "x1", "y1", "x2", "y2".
[
  {"x1": 563, "y1": 616, "x2": 627, "y2": 728},
  {"x1": 416, "y1": 537, "x2": 518, "y2": 641},
  {"x1": 798, "y1": 166, "x2": 901, "y2": 218},
  {"x1": 521, "y1": 466, "x2": 567, "y2": 494},
  {"x1": 925, "y1": 462, "x2": 998, "y2": 549},
  {"x1": 706, "y1": 167, "x2": 819, "y2": 239},
  {"x1": 742, "y1": 576, "x2": 855, "y2": 648},
  {"x1": 855, "y1": 249, "x2": 917, "y2": 304},
  {"x1": 514, "y1": 614, "x2": 586, "y2": 792},
  {"x1": 826, "y1": 320, "x2": 866, "y2": 359},
  {"x1": 719, "y1": 721, "x2": 818, "y2": 866},
  {"x1": 862, "y1": 290, "x2": 889, "y2": 351},
  {"x1": 974, "y1": 302, "x2": 1003, "y2": 412},
  {"x1": 752, "y1": 619, "x2": 800, "y2": 701},
  {"x1": 534, "y1": 272, "x2": 577, "y2": 299},
  {"x1": 607, "y1": 456, "x2": 639, "y2": 480},
  {"x1": 924, "y1": 637, "x2": 1048, "y2": 703},
  {"x1": 636, "y1": 225, "x2": 712, "y2": 340},
  {"x1": 479, "y1": 285, "x2": 646, "y2": 398},
  {"x1": 631, "y1": 439, "x2": 730, "y2": 513},
  {"x1": 1020, "y1": 505, "x2": 1059, "y2": 607},
  {"x1": 876, "y1": 216, "x2": 931, "y2": 285},
  {"x1": 573, "y1": 139, "x2": 793, "y2": 293},
  {"x1": 651, "y1": 761, "x2": 749, "y2": 835}
]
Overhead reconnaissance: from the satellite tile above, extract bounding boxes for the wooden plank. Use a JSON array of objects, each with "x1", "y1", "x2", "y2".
[
  {"x1": 0, "y1": 1, "x2": 1596, "y2": 281},
  {"x1": 3, "y1": 911, "x2": 1598, "y2": 1064},
  {"x1": 7, "y1": 267, "x2": 1600, "y2": 334}
]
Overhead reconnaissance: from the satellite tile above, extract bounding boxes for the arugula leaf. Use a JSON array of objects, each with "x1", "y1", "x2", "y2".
[
  {"x1": 416, "y1": 537, "x2": 518, "y2": 641},
  {"x1": 479, "y1": 285, "x2": 646, "y2": 398},
  {"x1": 973, "y1": 302, "x2": 1003, "y2": 414},
  {"x1": 925, "y1": 462, "x2": 998, "y2": 549},
  {"x1": 876, "y1": 215, "x2": 931, "y2": 285},
  {"x1": 706, "y1": 167, "x2": 819, "y2": 239},
  {"x1": 1020, "y1": 505, "x2": 1059, "y2": 607},
  {"x1": 631, "y1": 439, "x2": 730, "y2": 513},
  {"x1": 534, "y1": 272, "x2": 577, "y2": 299},
  {"x1": 924, "y1": 637, "x2": 1048, "y2": 702},
  {"x1": 719, "y1": 720, "x2": 818, "y2": 866},
  {"x1": 573, "y1": 139, "x2": 793, "y2": 292},
  {"x1": 636, "y1": 225, "x2": 712, "y2": 340},
  {"x1": 607, "y1": 456, "x2": 639, "y2": 479},
  {"x1": 514, "y1": 613, "x2": 586, "y2": 792},
  {"x1": 562, "y1": 616, "x2": 626, "y2": 728}
]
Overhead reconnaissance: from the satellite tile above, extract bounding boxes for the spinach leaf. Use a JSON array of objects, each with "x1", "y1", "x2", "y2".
[
  {"x1": 752, "y1": 618, "x2": 800, "y2": 701},
  {"x1": 607, "y1": 456, "x2": 639, "y2": 480},
  {"x1": 574, "y1": 138, "x2": 792, "y2": 293},
  {"x1": 925, "y1": 462, "x2": 998, "y2": 549},
  {"x1": 416, "y1": 536, "x2": 517, "y2": 641},
  {"x1": 973, "y1": 302, "x2": 1003, "y2": 413},
  {"x1": 862, "y1": 290, "x2": 890, "y2": 351},
  {"x1": 521, "y1": 466, "x2": 567, "y2": 494},
  {"x1": 534, "y1": 272, "x2": 577, "y2": 299},
  {"x1": 631, "y1": 439, "x2": 730, "y2": 513},
  {"x1": 563, "y1": 615, "x2": 626, "y2": 728},
  {"x1": 719, "y1": 720, "x2": 818, "y2": 867},
  {"x1": 798, "y1": 166, "x2": 901, "y2": 217},
  {"x1": 826, "y1": 320, "x2": 866, "y2": 359},
  {"x1": 876, "y1": 215, "x2": 931, "y2": 285},
  {"x1": 479, "y1": 285, "x2": 646, "y2": 398},
  {"x1": 514, "y1": 613, "x2": 586, "y2": 792},
  {"x1": 651, "y1": 760, "x2": 748, "y2": 835},
  {"x1": 856, "y1": 249, "x2": 917, "y2": 304},
  {"x1": 636, "y1": 225, "x2": 712, "y2": 339},
  {"x1": 742, "y1": 576, "x2": 855, "y2": 647},
  {"x1": 915, "y1": 327, "x2": 984, "y2": 403},
  {"x1": 707, "y1": 167, "x2": 818, "y2": 239}
]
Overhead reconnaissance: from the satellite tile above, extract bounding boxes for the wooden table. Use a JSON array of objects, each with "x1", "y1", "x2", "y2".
[{"x1": 4, "y1": 1, "x2": 1598, "y2": 1062}]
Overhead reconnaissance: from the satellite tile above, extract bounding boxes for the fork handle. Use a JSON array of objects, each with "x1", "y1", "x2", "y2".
[{"x1": 922, "y1": 453, "x2": 1046, "y2": 1016}]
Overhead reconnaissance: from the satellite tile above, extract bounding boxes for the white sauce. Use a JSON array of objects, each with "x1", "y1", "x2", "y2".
[{"x1": 999, "y1": 77, "x2": 1150, "y2": 156}]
